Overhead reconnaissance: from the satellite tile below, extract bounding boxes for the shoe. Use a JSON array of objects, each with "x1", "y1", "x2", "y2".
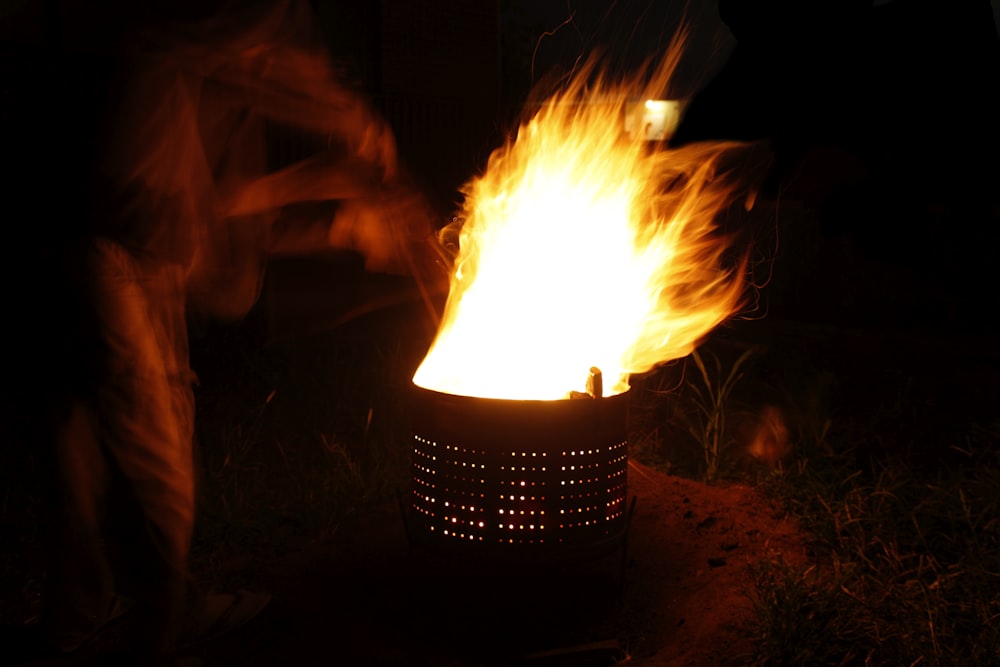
[
  {"x1": 176, "y1": 589, "x2": 271, "y2": 652},
  {"x1": 59, "y1": 594, "x2": 134, "y2": 654},
  {"x1": 4, "y1": 594, "x2": 134, "y2": 664}
]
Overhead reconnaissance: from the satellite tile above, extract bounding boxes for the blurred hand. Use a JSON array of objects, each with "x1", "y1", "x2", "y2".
[
  {"x1": 328, "y1": 184, "x2": 449, "y2": 292},
  {"x1": 355, "y1": 120, "x2": 399, "y2": 183}
]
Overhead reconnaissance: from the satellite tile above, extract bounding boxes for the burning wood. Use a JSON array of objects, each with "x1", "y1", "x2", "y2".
[
  {"x1": 587, "y1": 367, "x2": 603, "y2": 399},
  {"x1": 569, "y1": 367, "x2": 603, "y2": 400}
]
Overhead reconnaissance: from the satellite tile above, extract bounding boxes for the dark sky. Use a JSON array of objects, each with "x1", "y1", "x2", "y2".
[
  {"x1": 508, "y1": 0, "x2": 735, "y2": 98},
  {"x1": 511, "y1": 0, "x2": 1000, "y2": 97}
]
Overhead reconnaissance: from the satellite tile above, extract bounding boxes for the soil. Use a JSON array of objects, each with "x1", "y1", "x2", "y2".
[
  {"x1": 177, "y1": 461, "x2": 809, "y2": 667},
  {"x1": 8, "y1": 260, "x2": 995, "y2": 666},
  {"x1": 1, "y1": 263, "x2": 815, "y2": 667},
  {"x1": 2, "y1": 463, "x2": 808, "y2": 667}
]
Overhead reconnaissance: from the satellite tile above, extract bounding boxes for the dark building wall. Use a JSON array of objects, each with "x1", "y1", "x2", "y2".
[
  {"x1": 379, "y1": 0, "x2": 499, "y2": 104},
  {"x1": 313, "y1": 0, "x2": 505, "y2": 211},
  {"x1": 373, "y1": 0, "x2": 504, "y2": 213},
  {"x1": 1, "y1": 0, "x2": 507, "y2": 214},
  {"x1": 314, "y1": 0, "x2": 381, "y2": 91}
]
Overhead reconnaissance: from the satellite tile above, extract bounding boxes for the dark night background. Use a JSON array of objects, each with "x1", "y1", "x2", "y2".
[
  {"x1": 2, "y1": 0, "x2": 999, "y2": 334},
  {"x1": 1, "y1": 0, "x2": 1000, "y2": 483},
  {"x1": 1, "y1": 2, "x2": 1000, "y2": 664}
]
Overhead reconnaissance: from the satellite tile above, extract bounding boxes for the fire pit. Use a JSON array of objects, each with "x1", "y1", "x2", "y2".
[
  {"x1": 406, "y1": 383, "x2": 631, "y2": 563},
  {"x1": 400, "y1": 26, "x2": 757, "y2": 572}
]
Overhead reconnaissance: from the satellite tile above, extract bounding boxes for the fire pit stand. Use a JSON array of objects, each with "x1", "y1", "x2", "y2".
[{"x1": 402, "y1": 384, "x2": 635, "y2": 572}]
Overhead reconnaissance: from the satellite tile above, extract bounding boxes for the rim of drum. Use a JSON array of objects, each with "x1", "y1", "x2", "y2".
[{"x1": 407, "y1": 383, "x2": 630, "y2": 564}]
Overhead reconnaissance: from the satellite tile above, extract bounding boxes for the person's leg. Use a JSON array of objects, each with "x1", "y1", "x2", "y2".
[
  {"x1": 40, "y1": 399, "x2": 119, "y2": 653},
  {"x1": 86, "y1": 238, "x2": 197, "y2": 658}
]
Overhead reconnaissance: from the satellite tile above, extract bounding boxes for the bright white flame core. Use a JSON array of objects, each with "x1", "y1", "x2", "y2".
[{"x1": 413, "y1": 38, "x2": 757, "y2": 400}]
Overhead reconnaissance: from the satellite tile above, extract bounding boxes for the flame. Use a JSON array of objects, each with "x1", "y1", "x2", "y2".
[{"x1": 413, "y1": 29, "x2": 759, "y2": 400}]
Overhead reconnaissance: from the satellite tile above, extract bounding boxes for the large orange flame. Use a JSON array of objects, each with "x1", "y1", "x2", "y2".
[{"x1": 413, "y1": 29, "x2": 759, "y2": 400}]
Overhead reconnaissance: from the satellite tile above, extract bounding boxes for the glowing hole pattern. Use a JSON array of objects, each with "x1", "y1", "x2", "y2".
[{"x1": 412, "y1": 434, "x2": 628, "y2": 546}]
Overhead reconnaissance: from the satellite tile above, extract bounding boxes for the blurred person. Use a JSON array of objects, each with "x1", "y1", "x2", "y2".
[{"x1": 30, "y1": 0, "x2": 446, "y2": 663}]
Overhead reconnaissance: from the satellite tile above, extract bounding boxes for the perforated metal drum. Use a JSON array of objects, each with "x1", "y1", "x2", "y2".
[{"x1": 408, "y1": 384, "x2": 630, "y2": 562}]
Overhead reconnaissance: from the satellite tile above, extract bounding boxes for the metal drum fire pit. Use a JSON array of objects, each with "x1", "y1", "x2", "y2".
[{"x1": 407, "y1": 383, "x2": 632, "y2": 564}]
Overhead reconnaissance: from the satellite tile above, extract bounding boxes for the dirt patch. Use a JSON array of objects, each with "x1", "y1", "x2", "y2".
[
  {"x1": 179, "y1": 460, "x2": 808, "y2": 667},
  {"x1": 619, "y1": 462, "x2": 807, "y2": 666}
]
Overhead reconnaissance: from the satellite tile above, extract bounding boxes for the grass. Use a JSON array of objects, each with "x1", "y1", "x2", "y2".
[
  {"x1": 743, "y1": 331, "x2": 999, "y2": 667},
  {"x1": 629, "y1": 320, "x2": 1000, "y2": 666},
  {"x1": 0, "y1": 297, "x2": 429, "y2": 609},
  {"x1": 628, "y1": 341, "x2": 769, "y2": 483},
  {"x1": 748, "y1": 430, "x2": 1000, "y2": 667},
  {"x1": 2, "y1": 282, "x2": 998, "y2": 666},
  {"x1": 185, "y1": 304, "x2": 426, "y2": 589},
  {"x1": 639, "y1": 346, "x2": 756, "y2": 483}
]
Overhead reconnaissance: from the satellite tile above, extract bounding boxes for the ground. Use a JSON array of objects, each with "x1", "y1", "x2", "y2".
[
  {"x1": 175, "y1": 461, "x2": 808, "y2": 667},
  {"x1": 2, "y1": 462, "x2": 808, "y2": 667},
  {"x1": 1, "y1": 255, "x2": 816, "y2": 667},
  {"x1": 7, "y1": 198, "x2": 995, "y2": 665},
  {"x1": 613, "y1": 464, "x2": 807, "y2": 666}
]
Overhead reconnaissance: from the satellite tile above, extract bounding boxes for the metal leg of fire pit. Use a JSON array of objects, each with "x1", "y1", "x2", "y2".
[
  {"x1": 396, "y1": 487, "x2": 414, "y2": 555},
  {"x1": 619, "y1": 495, "x2": 639, "y2": 591}
]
